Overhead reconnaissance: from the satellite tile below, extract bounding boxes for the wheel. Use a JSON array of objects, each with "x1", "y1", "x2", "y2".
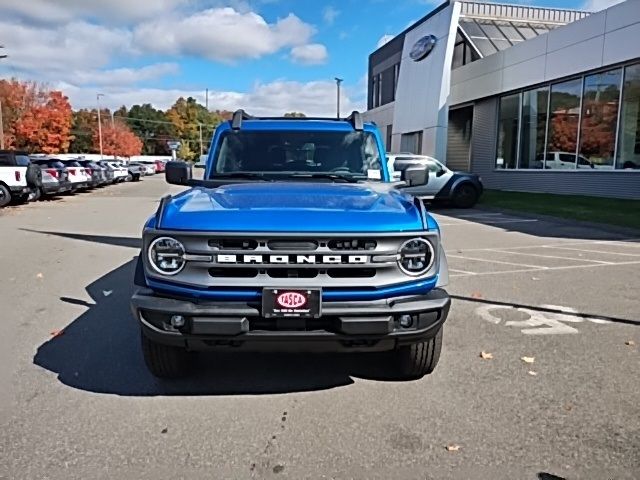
[
  {"x1": 141, "y1": 330, "x2": 192, "y2": 379},
  {"x1": 0, "y1": 184, "x2": 11, "y2": 208},
  {"x1": 394, "y1": 327, "x2": 443, "y2": 380},
  {"x1": 31, "y1": 187, "x2": 42, "y2": 202},
  {"x1": 133, "y1": 174, "x2": 140, "y2": 182},
  {"x1": 14, "y1": 193, "x2": 30, "y2": 205},
  {"x1": 451, "y1": 183, "x2": 479, "y2": 208},
  {"x1": 126, "y1": 173, "x2": 133, "y2": 182}
]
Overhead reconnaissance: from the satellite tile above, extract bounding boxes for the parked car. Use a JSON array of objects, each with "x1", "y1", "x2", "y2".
[
  {"x1": 387, "y1": 153, "x2": 483, "y2": 208},
  {"x1": 30, "y1": 158, "x2": 72, "y2": 198},
  {"x1": 126, "y1": 162, "x2": 143, "y2": 182},
  {"x1": 78, "y1": 160, "x2": 108, "y2": 187},
  {"x1": 0, "y1": 150, "x2": 42, "y2": 207},
  {"x1": 130, "y1": 162, "x2": 155, "y2": 176},
  {"x1": 532, "y1": 152, "x2": 608, "y2": 170},
  {"x1": 154, "y1": 159, "x2": 167, "y2": 173},
  {"x1": 60, "y1": 159, "x2": 91, "y2": 191},
  {"x1": 137, "y1": 160, "x2": 158, "y2": 174},
  {"x1": 109, "y1": 161, "x2": 129, "y2": 182},
  {"x1": 96, "y1": 161, "x2": 116, "y2": 184}
]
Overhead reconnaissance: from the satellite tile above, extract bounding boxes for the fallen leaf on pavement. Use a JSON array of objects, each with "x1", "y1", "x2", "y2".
[
  {"x1": 50, "y1": 329, "x2": 64, "y2": 338},
  {"x1": 36, "y1": 273, "x2": 44, "y2": 279},
  {"x1": 161, "y1": 428, "x2": 168, "y2": 434},
  {"x1": 445, "y1": 444, "x2": 461, "y2": 452},
  {"x1": 471, "y1": 292, "x2": 483, "y2": 299},
  {"x1": 528, "y1": 371, "x2": 538, "y2": 376},
  {"x1": 480, "y1": 351, "x2": 493, "y2": 360},
  {"x1": 103, "y1": 290, "x2": 113, "y2": 297},
  {"x1": 521, "y1": 356, "x2": 535, "y2": 364},
  {"x1": 564, "y1": 404, "x2": 573, "y2": 411},
  {"x1": 625, "y1": 340, "x2": 636, "y2": 346}
]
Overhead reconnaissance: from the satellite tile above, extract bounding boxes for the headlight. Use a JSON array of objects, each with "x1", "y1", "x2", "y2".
[
  {"x1": 148, "y1": 237, "x2": 186, "y2": 275},
  {"x1": 398, "y1": 238, "x2": 435, "y2": 276}
]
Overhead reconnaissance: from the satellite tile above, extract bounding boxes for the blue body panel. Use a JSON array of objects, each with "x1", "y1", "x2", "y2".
[
  {"x1": 147, "y1": 276, "x2": 439, "y2": 302},
  {"x1": 160, "y1": 182, "x2": 424, "y2": 232},
  {"x1": 146, "y1": 118, "x2": 443, "y2": 301}
]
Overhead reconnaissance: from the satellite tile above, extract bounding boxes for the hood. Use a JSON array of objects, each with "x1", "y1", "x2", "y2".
[{"x1": 159, "y1": 182, "x2": 425, "y2": 232}]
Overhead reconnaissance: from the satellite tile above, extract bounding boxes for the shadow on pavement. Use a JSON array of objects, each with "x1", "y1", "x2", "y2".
[
  {"x1": 21, "y1": 229, "x2": 141, "y2": 249},
  {"x1": 34, "y1": 258, "x2": 402, "y2": 396},
  {"x1": 427, "y1": 204, "x2": 640, "y2": 242}
]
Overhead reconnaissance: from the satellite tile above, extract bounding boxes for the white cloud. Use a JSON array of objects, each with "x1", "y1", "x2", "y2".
[
  {"x1": 0, "y1": 0, "x2": 188, "y2": 24},
  {"x1": 72, "y1": 64, "x2": 180, "y2": 87},
  {"x1": 581, "y1": 0, "x2": 625, "y2": 11},
  {"x1": 59, "y1": 79, "x2": 365, "y2": 118},
  {"x1": 133, "y1": 8, "x2": 315, "y2": 62},
  {"x1": 290, "y1": 44, "x2": 328, "y2": 65},
  {"x1": 377, "y1": 34, "x2": 395, "y2": 48},
  {"x1": 323, "y1": 6, "x2": 340, "y2": 25}
]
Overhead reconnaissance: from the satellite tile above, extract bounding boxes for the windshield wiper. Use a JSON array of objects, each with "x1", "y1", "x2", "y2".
[{"x1": 286, "y1": 173, "x2": 360, "y2": 183}]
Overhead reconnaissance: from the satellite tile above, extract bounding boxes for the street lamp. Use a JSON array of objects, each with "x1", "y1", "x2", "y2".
[
  {"x1": 334, "y1": 77, "x2": 343, "y2": 119},
  {"x1": 96, "y1": 93, "x2": 105, "y2": 159}
]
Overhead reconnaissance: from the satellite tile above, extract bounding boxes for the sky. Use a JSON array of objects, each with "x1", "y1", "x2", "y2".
[{"x1": 0, "y1": 0, "x2": 625, "y2": 116}]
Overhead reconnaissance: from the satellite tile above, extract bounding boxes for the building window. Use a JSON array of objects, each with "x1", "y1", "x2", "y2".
[
  {"x1": 519, "y1": 87, "x2": 548, "y2": 169},
  {"x1": 386, "y1": 124, "x2": 393, "y2": 151},
  {"x1": 496, "y1": 93, "x2": 520, "y2": 169},
  {"x1": 579, "y1": 69, "x2": 622, "y2": 170},
  {"x1": 617, "y1": 62, "x2": 640, "y2": 169},
  {"x1": 400, "y1": 131, "x2": 423, "y2": 154},
  {"x1": 377, "y1": 74, "x2": 383, "y2": 107},
  {"x1": 371, "y1": 76, "x2": 378, "y2": 108},
  {"x1": 546, "y1": 78, "x2": 582, "y2": 169},
  {"x1": 393, "y1": 64, "x2": 400, "y2": 100}
]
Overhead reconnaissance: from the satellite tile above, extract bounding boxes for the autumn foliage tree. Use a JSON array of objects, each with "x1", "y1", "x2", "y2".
[
  {"x1": 0, "y1": 79, "x2": 72, "y2": 153},
  {"x1": 93, "y1": 120, "x2": 143, "y2": 158}
]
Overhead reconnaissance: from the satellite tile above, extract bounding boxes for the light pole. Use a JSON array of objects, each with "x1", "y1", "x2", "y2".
[
  {"x1": 96, "y1": 93, "x2": 105, "y2": 159},
  {"x1": 334, "y1": 77, "x2": 343, "y2": 119},
  {"x1": 205, "y1": 88, "x2": 209, "y2": 111}
]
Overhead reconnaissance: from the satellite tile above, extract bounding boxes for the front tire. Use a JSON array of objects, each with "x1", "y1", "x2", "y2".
[
  {"x1": 141, "y1": 331, "x2": 192, "y2": 379},
  {"x1": 395, "y1": 327, "x2": 443, "y2": 380},
  {"x1": 451, "y1": 183, "x2": 479, "y2": 208},
  {"x1": 0, "y1": 184, "x2": 11, "y2": 208}
]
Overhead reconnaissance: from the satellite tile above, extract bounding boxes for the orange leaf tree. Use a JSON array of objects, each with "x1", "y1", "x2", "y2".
[{"x1": 93, "y1": 120, "x2": 143, "y2": 158}]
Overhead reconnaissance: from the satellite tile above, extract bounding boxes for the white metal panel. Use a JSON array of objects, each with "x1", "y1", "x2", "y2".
[
  {"x1": 502, "y1": 33, "x2": 548, "y2": 68},
  {"x1": 392, "y1": 3, "x2": 460, "y2": 138},
  {"x1": 502, "y1": 55, "x2": 546, "y2": 92},
  {"x1": 602, "y1": 21, "x2": 640, "y2": 65},
  {"x1": 544, "y1": 35, "x2": 604, "y2": 81},
  {"x1": 450, "y1": 49, "x2": 505, "y2": 85},
  {"x1": 362, "y1": 103, "x2": 395, "y2": 128},
  {"x1": 546, "y1": 10, "x2": 606, "y2": 52},
  {"x1": 604, "y1": 0, "x2": 640, "y2": 32},
  {"x1": 450, "y1": 69, "x2": 504, "y2": 105}
]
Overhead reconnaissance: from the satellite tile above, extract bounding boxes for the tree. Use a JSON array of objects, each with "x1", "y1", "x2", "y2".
[
  {"x1": 69, "y1": 109, "x2": 97, "y2": 153},
  {"x1": 123, "y1": 104, "x2": 174, "y2": 156},
  {"x1": 166, "y1": 97, "x2": 224, "y2": 161},
  {"x1": 0, "y1": 79, "x2": 73, "y2": 153},
  {"x1": 93, "y1": 120, "x2": 143, "y2": 157},
  {"x1": 284, "y1": 112, "x2": 306, "y2": 118}
]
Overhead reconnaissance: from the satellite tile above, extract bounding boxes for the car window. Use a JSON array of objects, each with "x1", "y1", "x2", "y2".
[
  {"x1": 15, "y1": 155, "x2": 31, "y2": 166},
  {"x1": 559, "y1": 154, "x2": 576, "y2": 164},
  {"x1": 213, "y1": 130, "x2": 382, "y2": 180}
]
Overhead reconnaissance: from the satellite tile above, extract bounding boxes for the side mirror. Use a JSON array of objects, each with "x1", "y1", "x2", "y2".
[
  {"x1": 165, "y1": 161, "x2": 192, "y2": 185},
  {"x1": 400, "y1": 164, "x2": 429, "y2": 187},
  {"x1": 436, "y1": 168, "x2": 446, "y2": 177}
]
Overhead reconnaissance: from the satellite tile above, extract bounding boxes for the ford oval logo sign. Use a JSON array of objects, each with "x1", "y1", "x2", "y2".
[
  {"x1": 410, "y1": 35, "x2": 437, "y2": 62},
  {"x1": 276, "y1": 292, "x2": 307, "y2": 309}
]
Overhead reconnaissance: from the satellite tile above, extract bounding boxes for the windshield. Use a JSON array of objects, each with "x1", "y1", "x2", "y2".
[{"x1": 210, "y1": 130, "x2": 382, "y2": 181}]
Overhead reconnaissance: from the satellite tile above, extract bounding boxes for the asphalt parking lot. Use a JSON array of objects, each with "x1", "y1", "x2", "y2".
[{"x1": 1, "y1": 178, "x2": 638, "y2": 480}]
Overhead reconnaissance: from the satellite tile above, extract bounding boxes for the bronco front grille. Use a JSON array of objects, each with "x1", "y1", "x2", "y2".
[{"x1": 145, "y1": 232, "x2": 439, "y2": 289}]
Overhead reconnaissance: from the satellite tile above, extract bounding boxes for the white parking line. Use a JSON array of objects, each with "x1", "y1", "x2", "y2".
[
  {"x1": 453, "y1": 213, "x2": 505, "y2": 218},
  {"x1": 545, "y1": 246, "x2": 640, "y2": 257},
  {"x1": 489, "y1": 249, "x2": 614, "y2": 265},
  {"x1": 448, "y1": 254, "x2": 547, "y2": 269},
  {"x1": 440, "y1": 219, "x2": 539, "y2": 226},
  {"x1": 449, "y1": 260, "x2": 640, "y2": 278},
  {"x1": 448, "y1": 268, "x2": 478, "y2": 275},
  {"x1": 448, "y1": 238, "x2": 640, "y2": 253}
]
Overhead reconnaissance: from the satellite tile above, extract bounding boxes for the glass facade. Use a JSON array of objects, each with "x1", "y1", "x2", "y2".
[
  {"x1": 496, "y1": 94, "x2": 520, "y2": 169},
  {"x1": 495, "y1": 61, "x2": 640, "y2": 171},
  {"x1": 617, "y1": 63, "x2": 640, "y2": 169}
]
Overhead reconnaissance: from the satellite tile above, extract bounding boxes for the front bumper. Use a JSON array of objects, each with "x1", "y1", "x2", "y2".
[
  {"x1": 131, "y1": 288, "x2": 450, "y2": 353},
  {"x1": 9, "y1": 185, "x2": 30, "y2": 195}
]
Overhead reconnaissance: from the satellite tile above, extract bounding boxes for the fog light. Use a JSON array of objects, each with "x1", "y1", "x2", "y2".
[
  {"x1": 171, "y1": 315, "x2": 186, "y2": 328},
  {"x1": 399, "y1": 315, "x2": 413, "y2": 328}
]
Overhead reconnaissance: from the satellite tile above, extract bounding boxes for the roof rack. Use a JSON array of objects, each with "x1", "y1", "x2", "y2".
[{"x1": 229, "y1": 109, "x2": 364, "y2": 131}]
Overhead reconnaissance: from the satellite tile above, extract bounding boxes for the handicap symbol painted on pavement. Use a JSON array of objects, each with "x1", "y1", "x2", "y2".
[{"x1": 475, "y1": 304, "x2": 610, "y2": 335}]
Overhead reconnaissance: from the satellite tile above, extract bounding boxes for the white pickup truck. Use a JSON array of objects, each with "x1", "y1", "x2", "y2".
[{"x1": 0, "y1": 150, "x2": 42, "y2": 207}]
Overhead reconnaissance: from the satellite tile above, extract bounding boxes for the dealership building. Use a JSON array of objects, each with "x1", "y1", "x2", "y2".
[{"x1": 364, "y1": 0, "x2": 640, "y2": 199}]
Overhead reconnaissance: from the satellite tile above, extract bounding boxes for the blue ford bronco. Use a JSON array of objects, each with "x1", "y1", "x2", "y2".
[{"x1": 131, "y1": 111, "x2": 451, "y2": 380}]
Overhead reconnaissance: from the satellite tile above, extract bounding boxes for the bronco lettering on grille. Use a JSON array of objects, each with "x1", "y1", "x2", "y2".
[{"x1": 216, "y1": 254, "x2": 370, "y2": 264}]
